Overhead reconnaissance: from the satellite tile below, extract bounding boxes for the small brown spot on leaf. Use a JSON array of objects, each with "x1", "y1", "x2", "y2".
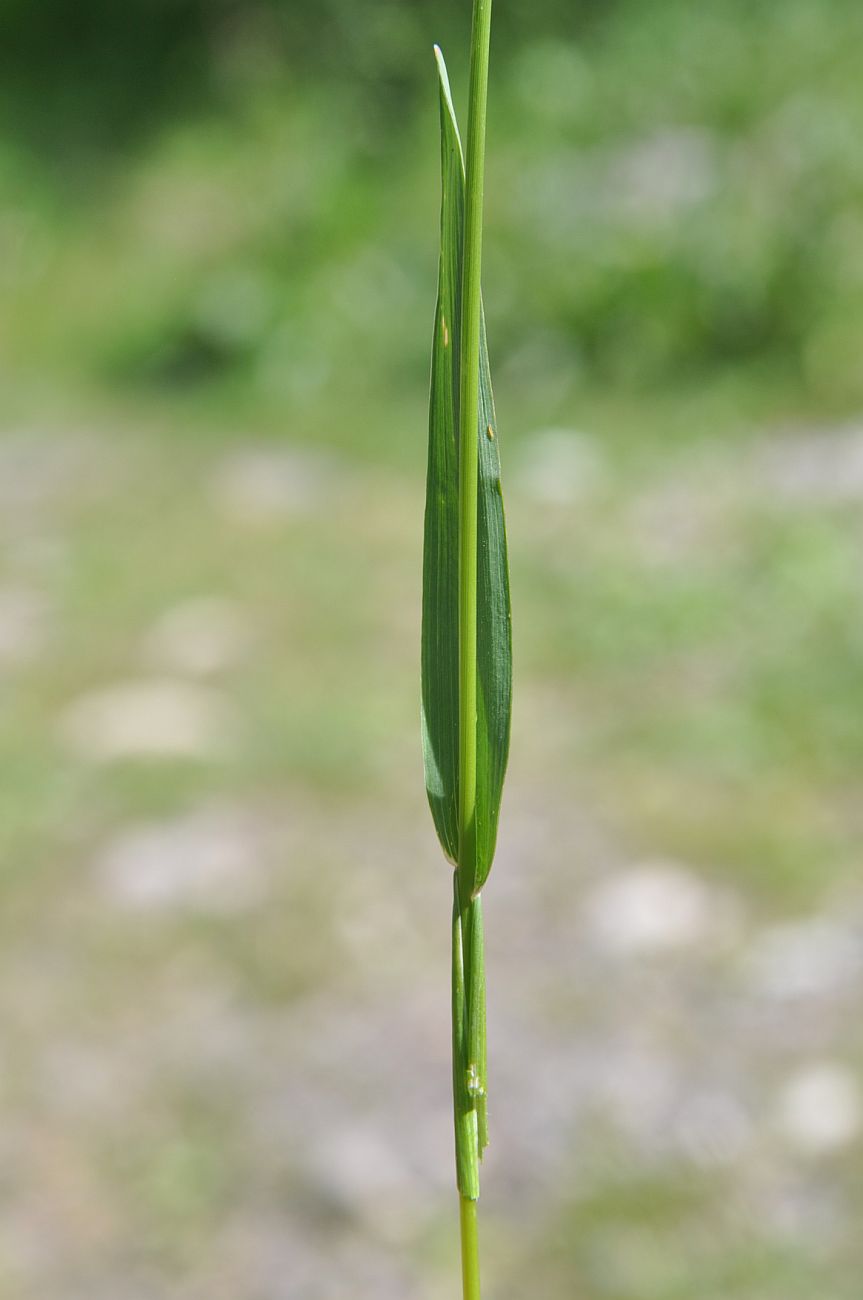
[
  {"x1": 442, "y1": 318, "x2": 450, "y2": 348},
  {"x1": 486, "y1": 424, "x2": 495, "y2": 440}
]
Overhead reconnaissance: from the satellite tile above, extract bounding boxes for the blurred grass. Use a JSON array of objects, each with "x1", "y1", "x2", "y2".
[{"x1": 4, "y1": 0, "x2": 863, "y2": 440}]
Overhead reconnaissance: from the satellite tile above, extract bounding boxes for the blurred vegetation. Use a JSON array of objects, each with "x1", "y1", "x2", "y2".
[{"x1": 3, "y1": 0, "x2": 863, "y2": 441}]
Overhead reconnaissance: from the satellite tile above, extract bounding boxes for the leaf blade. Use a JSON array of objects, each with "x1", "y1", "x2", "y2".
[
  {"x1": 422, "y1": 47, "x2": 511, "y2": 889},
  {"x1": 474, "y1": 304, "x2": 511, "y2": 891},
  {"x1": 421, "y1": 46, "x2": 464, "y2": 866}
]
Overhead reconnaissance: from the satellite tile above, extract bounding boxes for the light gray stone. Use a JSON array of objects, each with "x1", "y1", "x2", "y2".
[{"x1": 59, "y1": 678, "x2": 237, "y2": 761}]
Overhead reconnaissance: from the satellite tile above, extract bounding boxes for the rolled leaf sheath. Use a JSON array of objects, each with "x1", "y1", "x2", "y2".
[{"x1": 452, "y1": 874, "x2": 480, "y2": 1199}]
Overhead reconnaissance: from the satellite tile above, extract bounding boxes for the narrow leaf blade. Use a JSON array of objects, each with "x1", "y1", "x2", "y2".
[
  {"x1": 474, "y1": 305, "x2": 511, "y2": 891},
  {"x1": 421, "y1": 47, "x2": 464, "y2": 866},
  {"x1": 422, "y1": 47, "x2": 511, "y2": 888}
]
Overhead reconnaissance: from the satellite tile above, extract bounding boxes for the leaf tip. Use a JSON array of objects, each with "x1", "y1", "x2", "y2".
[{"x1": 434, "y1": 44, "x2": 455, "y2": 104}]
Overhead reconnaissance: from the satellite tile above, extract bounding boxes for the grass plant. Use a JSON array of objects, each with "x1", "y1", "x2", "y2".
[{"x1": 421, "y1": 4, "x2": 511, "y2": 1296}]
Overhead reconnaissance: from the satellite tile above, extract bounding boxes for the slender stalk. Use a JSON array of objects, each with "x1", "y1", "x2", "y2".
[
  {"x1": 459, "y1": 1194, "x2": 481, "y2": 1300},
  {"x1": 454, "y1": 3, "x2": 492, "y2": 1298},
  {"x1": 457, "y1": 0, "x2": 492, "y2": 903},
  {"x1": 452, "y1": 874, "x2": 479, "y2": 1201}
]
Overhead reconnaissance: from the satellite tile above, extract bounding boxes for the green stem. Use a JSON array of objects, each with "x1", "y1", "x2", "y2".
[
  {"x1": 457, "y1": 0, "x2": 492, "y2": 902},
  {"x1": 454, "y1": 7, "x2": 492, "y2": 1297},
  {"x1": 464, "y1": 895, "x2": 488, "y2": 1153},
  {"x1": 451, "y1": 874, "x2": 479, "y2": 1201},
  {"x1": 459, "y1": 1194, "x2": 481, "y2": 1300}
]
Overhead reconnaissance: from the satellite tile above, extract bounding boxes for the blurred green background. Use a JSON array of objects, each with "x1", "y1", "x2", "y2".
[{"x1": 3, "y1": 1, "x2": 863, "y2": 1296}]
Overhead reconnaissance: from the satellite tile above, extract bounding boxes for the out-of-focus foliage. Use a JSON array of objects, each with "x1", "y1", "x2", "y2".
[
  {"x1": 3, "y1": 0, "x2": 863, "y2": 423},
  {"x1": 0, "y1": 0, "x2": 596, "y2": 154}
]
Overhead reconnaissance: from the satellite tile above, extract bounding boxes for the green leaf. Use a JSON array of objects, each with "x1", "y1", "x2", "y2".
[{"x1": 422, "y1": 46, "x2": 511, "y2": 891}]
